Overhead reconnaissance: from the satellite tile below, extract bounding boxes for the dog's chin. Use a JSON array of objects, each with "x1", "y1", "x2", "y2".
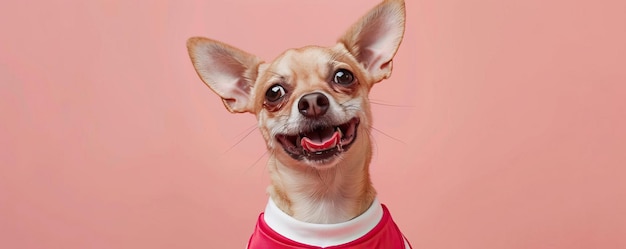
[{"x1": 275, "y1": 117, "x2": 360, "y2": 168}]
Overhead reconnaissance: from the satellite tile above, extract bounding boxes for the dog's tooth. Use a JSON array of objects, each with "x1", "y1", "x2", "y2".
[{"x1": 334, "y1": 130, "x2": 343, "y2": 152}]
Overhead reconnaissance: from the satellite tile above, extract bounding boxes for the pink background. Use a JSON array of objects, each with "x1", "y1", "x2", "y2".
[{"x1": 1, "y1": 0, "x2": 625, "y2": 248}]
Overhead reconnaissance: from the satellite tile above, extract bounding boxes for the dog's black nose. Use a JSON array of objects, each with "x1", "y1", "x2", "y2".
[{"x1": 298, "y1": 93, "x2": 329, "y2": 118}]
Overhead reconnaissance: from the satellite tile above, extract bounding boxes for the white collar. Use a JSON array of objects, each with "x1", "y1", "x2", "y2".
[{"x1": 263, "y1": 198, "x2": 383, "y2": 247}]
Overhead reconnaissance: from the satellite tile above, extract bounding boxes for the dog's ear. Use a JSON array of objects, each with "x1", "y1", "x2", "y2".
[
  {"x1": 339, "y1": 0, "x2": 405, "y2": 83},
  {"x1": 187, "y1": 37, "x2": 262, "y2": 113}
]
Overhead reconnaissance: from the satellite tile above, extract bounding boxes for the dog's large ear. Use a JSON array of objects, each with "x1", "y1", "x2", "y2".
[
  {"x1": 187, "y1": 37, "x2": 262, "y2": 113},
  {"x1": 339, "y1": 0, "x2": 405, "y2": 83}
]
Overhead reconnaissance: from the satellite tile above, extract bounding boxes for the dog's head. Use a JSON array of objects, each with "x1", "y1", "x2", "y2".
[{"x1": 187, "y1": 0, "x2": 405, "y2": 169}]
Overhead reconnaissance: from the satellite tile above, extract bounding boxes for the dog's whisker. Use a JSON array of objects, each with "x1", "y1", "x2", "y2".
[
  {"x1": 370, "y1": 100, "x2": 414, "y2": 108},
  {"x1": 370, "y1": 126, "x2": 406, "y2": 145},
  {"x1": 246, "y1": 150, "x2": 270, "y2": 172},
  {"x1": 233, "y1": 123, "x2": 258, "y2": 139},
  {"x1": 223, "y1": 124, "x2": 260, "y2": 155},
  {"x1": 363, "y1": 128, "x2": 380, "y2": 159}
]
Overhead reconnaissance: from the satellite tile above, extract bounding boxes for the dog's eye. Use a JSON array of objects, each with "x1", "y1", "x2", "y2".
[
  {"x1": 265, "y1": 84, "x2": 286, "y2": 102},
  {"x1": 333, "y1": 69, "x2": 355, "y2": 86}
]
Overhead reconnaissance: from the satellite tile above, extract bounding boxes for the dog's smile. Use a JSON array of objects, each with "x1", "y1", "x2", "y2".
[{"x1": 276, "y1": 117, "x2": 360, "y2": 162}]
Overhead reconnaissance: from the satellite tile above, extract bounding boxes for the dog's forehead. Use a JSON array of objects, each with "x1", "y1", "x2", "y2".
[{"x1": 271, "y1": 46, "x2": 335, "y2": 75}]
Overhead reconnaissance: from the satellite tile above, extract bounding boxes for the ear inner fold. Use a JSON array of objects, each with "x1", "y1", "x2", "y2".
[
  {"x1": 187, "y1": 37, "x2": 262, "y2": 113},
  {"x1": 339, "y1": 0, "x2": 406, "y2": 83}
]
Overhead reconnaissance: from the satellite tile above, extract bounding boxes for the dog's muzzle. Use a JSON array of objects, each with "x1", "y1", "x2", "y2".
[{"x1": 276, "y1": 117, "x2": 360, "y2": 163}]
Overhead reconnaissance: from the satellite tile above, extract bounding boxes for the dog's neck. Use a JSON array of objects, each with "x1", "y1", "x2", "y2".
[{"x1": 266, "y1": 136, "x2": 376, "y2": 224}]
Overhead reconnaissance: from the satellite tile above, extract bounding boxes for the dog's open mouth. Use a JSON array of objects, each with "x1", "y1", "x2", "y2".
[{"x1": 276, "y1": 117, "x2": 360, "y2": 162}]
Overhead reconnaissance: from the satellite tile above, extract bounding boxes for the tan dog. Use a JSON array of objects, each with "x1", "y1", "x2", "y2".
[{"x1": 187, "y1": 0, "x2": 410, "y2": 248}]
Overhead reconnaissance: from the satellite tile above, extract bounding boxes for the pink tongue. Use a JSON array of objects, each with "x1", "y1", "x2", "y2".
[{"x1": 301, "y1": 131, "x2": 341, "y2": 152}]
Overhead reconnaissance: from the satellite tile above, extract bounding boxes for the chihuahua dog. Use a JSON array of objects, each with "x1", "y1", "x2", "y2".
[{"x1": 187, "y1": 0, "x2": 409, "y2": 248}]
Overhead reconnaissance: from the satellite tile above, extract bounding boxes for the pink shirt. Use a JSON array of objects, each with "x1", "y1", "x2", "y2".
[{"x1": 247, "y1": 199, "x2": 411, "y2": 249}]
